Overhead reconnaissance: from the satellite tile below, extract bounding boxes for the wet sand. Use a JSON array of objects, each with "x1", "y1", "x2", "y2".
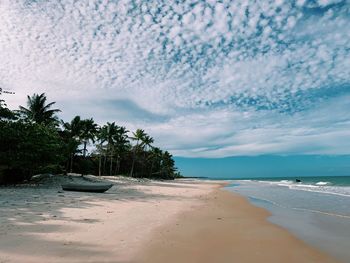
[{"x1": 136, "y1": 187, "x2": 339, "y2": 263}]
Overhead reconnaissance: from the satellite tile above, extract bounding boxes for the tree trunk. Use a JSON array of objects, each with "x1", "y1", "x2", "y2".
[
  {"x1": 114, "y1": 155, "x2": 120, "y2": 176},
  {"x1": 130, "y1": 140, "x2": 139, "y2": 177},
  {"x1": 103, "y1": 154, "x2": 106, "y2": 175},
  {"x1": 98, "y1": 154, "x2": 102, "y2": 177},
  {"x1": 83, "y1": 141, "x2": 87, "y2": 157},
  {"x1": 109, "y1": 153, "x2": 113, "y2": 176},
  {"x1": 149, "y1": 161, "x2": 154, "y2": 178},
  {"x1": 65, "y1": 156, "x2": 69, "y2": 175},
  {"x1": 98, "y1": 142, "x2": 102, "y2": 176},
  {"x1": 130, "y1": 155, "x2": 135, "y2": 177},
  {"x1": 70, "y1": 153, "x2": 74, "y2": 173}
]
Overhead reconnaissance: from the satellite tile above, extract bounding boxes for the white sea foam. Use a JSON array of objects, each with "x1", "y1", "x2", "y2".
[
  {"x1": 315, "y1": 181, "x2": 330, "y2": 186},
  {"x1": 246, "y1": 194, "x2": 350, "y2": 219},
  {"x1": 288, "y1": 185, "x2": 350, "y2": 197},
  {"x1": 229, "y1": 179, "x2": 350, "y2": 262},
  {"x1": 247, "y1": 180, "x2": 350, "y2": 197}
]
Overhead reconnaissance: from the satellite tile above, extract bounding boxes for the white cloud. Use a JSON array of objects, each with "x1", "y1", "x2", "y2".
[{"x1": 0, "y1": 0, "x2": 350, "y2": 157}]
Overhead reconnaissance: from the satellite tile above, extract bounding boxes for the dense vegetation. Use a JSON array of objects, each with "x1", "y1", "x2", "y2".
[{"x1": 0, "y1": 94, "x2": 181, "y2": 184}]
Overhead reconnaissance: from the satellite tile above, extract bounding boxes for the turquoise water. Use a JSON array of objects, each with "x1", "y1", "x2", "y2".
[
  {"x1": 246, "y1": 175, "x2": 350, "y2": 197},
  {"x1": 225, "y1": 176, "x2": 350, "y2": 262},
  {"x1": 251, "y1": 175, "x2": 350, "y2": 187}
]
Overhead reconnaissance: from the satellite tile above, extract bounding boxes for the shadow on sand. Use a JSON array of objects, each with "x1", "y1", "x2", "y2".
[{"x1": 0, "y1": 176, "x2": 202, "y2": 261}]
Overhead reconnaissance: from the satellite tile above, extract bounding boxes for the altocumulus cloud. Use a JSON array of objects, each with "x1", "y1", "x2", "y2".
[{"x1": 1, "y1": 0, "x2": 350, "y2": 157}]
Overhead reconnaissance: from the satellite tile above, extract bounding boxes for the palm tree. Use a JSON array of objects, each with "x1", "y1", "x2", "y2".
[
  {"x1": 148, "y1": 147, "x2": 163, "y2": 177},
  {"x1": 19, "y1": 93, "x2": 61, "y2": 125},
  {"x1": 61, "y1": 116, "x2": 84, "y2": 173},
  {"x1": 140, "y1": 134, "x2": 154, "y2": 175},
  {"x1": 113, "y1": 126, "x2": 130, "y2": 175},
  {"x1": 97, "y1": 122, "x2": 120, "y2": 176},
  {"x1": 61, "y1": 116, "x2": 83, "y2": 138},
  {"x1": 129, "y1": 129, "x2": 147, "y2": 177},
  {"x1": 96, "y1": 125, "x2": 109, "y2": 176},
  {"x1": 80, "y1": 118, "x2": 98, "y2": 157},
  {"x1": 142, "y1": 135, "x2": 154, "y2": 152},
  {"x1": 161, "y1": 151, "x2": 176, "y2": 179}
]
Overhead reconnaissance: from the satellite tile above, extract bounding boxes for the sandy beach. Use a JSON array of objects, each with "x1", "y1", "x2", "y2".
[{"x1": 0, "y1": 175, "x2": 339, "y2": 263}]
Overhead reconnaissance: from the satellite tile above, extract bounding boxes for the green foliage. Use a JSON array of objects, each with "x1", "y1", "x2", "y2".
[
  {"x1": 0, "y1": 100, "x2": 16, "y2": 120},
  {"x1": 0, "y1": 120, "x2": 63, "y2": 183},
  {"x1": 80, "y1": 118, "x2": 98, "y2": 156},
  {"x1": 96, "y1": 122, "x2": 131, "y2": 176},
  {"x1": 0, "y1": 93, "x2": 181, "y2": 184},
  {"x1": 18, "y1": 93, "x2": 61, "y2": 126}
]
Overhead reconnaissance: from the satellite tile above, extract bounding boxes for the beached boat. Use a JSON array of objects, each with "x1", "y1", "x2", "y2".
[{"x1": 61, "y1": 182, "x2": 113, "y2": 193}]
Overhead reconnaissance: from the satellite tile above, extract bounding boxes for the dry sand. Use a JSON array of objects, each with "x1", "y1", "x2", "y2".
[
  {"x1": 0, "y1": 175, "x2": 217, "y2": 263},
  {"x1": 0, "y1": 175, "x2": 339, "y2": 263}
]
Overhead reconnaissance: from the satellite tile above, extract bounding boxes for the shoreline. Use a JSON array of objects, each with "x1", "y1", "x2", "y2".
[
  {"x1": 227, "y1": 179, "x2": 350, "y2": 263},
  {"x1": 135, "y1": 184, "x2": 339, "y2": 263},
  {"x1": 0, "y1": 177, "x2": 340, "y2": 263}
]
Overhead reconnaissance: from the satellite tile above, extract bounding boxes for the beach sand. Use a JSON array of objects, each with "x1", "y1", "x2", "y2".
[
  {"x1": 136, "y1": 187, "x2": 339, "y2": 263},
  {"x1": 0, "y1": 176, "x2": 217, "y2": 263},
  {"x1": 0, "y1": 176, "x2": 339, "y2": 263}
]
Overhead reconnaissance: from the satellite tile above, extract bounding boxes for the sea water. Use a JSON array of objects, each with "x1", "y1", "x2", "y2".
[{"x1": 225, "y1": 176, "x2": 350, "y2": 262}]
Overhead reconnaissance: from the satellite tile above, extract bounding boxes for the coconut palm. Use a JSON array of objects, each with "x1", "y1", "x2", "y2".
[
  {"x1": 96, "y1": 125, "x2": 109, "y2": 176},
  {"x1": 142, "y1": 135, "x2": 154, "y2": 152},
  {"x1": 161, "y1": 151, "x2": 176, "y2": 179},
  {"x1": 19, "y1": 93, "x2": 61, "y2": 126},
  {"x1": 61, "y1": 116, "x2": 84, "y2": 173},
  {"x1": 148, "y1": 147, "x2": 163, "y2": 177},
  {"x1": 113, "y1": 126, "x2": 130, "y2": 175},
  {"x1": 129, "y1": 129, "x2": 147, "y2": 177},
  {"x1": 98, "y1": 122, "x2": 120, "y2": 176},
  {"x1": 140, "y1": 134, "x2": 154, "y2": 175},
  {"x1": 80, "y1": 118, "x2": 98, "y2": 157},
  {"x1": 131, "y1": 129, "x2": 146, "y2": 146},
  {"x1": 61, "y1": 116, "x2": 83, "y2": 138}
]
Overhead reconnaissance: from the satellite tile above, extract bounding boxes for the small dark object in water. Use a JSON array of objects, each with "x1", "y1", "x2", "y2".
[{"x1": 295, "y1": 179, "x2": 301, "y2": 183}]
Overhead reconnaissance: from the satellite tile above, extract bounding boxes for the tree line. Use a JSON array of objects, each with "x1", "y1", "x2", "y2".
[{"x1": 0, "y1": 93, "x2": 181, "y2": 184}]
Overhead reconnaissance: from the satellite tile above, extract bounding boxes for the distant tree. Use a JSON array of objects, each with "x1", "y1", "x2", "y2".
[
  {"x1": 160, "y1": 151, "x2": 177, "y2": 179},
  {"x1": 61, "y1": 116, "x2": 84, "y2": 173},
  {"x1": 0, "y1": 99, "x2": 16, "y2": 120},
  {"x1": 80, "y1": 118, "x2": 98, "y2": 157},
  {"x1": 129, "y1": 129, "x2": 147, "y2": 177},
  {"x1": 113, "y1": 126, "x2": 130, "y2": 175},
  {"x1": 98, "y1": 123, "x2": 130, "y2": 176},
  {"x1": 96, "y1": 125, "x2": 109, "y2": 176},
  {"x1": 61, "y1": 116, "x2": 83, "y2": 138},
  {"x1": 148, "y1": 147, "x2": 163, "y2": 177},
  {"x1": 0, "y1": 93, "x2": 180, "y2": 182},
  {"x1": 19, "y1": 93, "x2": 61, "y2": 126},
  {"x1": 106, "y1": 122, "x2": 118, "y2": 176},
  {"x1": 142, "y1": 135, "x2": 154, "y2": 152},
  {"x1": 0, "y1": 120, "x2": 63, "y2": 183}
]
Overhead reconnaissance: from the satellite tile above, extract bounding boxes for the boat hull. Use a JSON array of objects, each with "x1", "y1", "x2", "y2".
[{"x1": 61, "y1": 183, "x2": 113, "y2": 193}]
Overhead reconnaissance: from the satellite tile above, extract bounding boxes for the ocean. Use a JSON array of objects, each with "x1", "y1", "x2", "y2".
[{"x1": 225, "y1": 176, "x2": 350, "y2": 262}]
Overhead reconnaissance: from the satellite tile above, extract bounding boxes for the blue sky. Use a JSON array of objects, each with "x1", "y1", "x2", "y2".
[{"x1": 1, "y1": 0, "x2": 350, "y2": 160}]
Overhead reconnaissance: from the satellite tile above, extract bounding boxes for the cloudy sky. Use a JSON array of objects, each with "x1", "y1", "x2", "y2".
[{"x1": 1, "y1": 0, "x2": 350, "y2": 158}]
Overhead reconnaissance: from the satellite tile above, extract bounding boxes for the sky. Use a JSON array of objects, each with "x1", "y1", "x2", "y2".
[{"x1": 1, "y1": 0, "x2": 350, "y2": 161}]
